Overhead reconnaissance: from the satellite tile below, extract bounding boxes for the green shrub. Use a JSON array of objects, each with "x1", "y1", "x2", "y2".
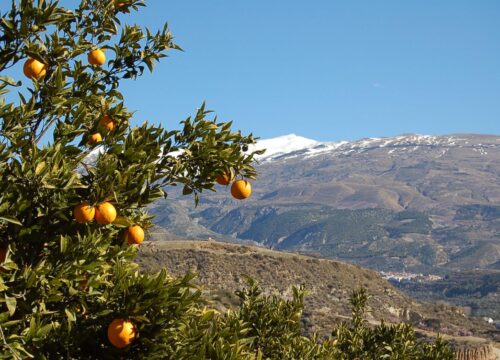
[{"x1": 227, "y1": 280, "x2": 453, "y2": 360}]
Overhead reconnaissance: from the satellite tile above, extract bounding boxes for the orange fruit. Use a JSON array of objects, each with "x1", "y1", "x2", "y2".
[
  {"x1": 88, "y1": 133, "x2": 102, "y2": 144},
  {"x1": 231, "y1": 180, "x2": 252, "y2": 200},
  {"x1": 125, "y1": 225, "x2": 145, "y2": 245},
  {"x1": 73, "y1": 202, "x2": 96, "y2": 223},
  {"x1": 23, "y1": 58, "x2": 47, "y2": 80},
  {"x1": 99, "y1": 114, "x2": 115, "y2": 131},
  {"x1": 95, "y1": 202, "x2": 117, "y2": 225},
  {"x1": 88, "y1": 49, "x2": 106, "y2": 66},
  {"x1": 216, "y1": 172, "x2": 233, "y2": 186},
  {"x1": 107, "y1": 319, "x2": 137, "y2": 349},
  {"x1": 114, "y1": 0, "x2": 127, "y2": 8}
]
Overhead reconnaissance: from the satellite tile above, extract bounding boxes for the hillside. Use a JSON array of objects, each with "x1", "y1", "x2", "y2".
[{"x1": 137, "y1": 240, "x2": 497, "y2": 342}]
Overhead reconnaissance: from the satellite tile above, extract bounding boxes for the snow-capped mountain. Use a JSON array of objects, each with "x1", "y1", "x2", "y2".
[
  {"x1": 151, "y1": 133, "x2": 500, "y2": 275},
  {"x1": 250, "y1": 134, "x2": 322, "y2": 160},
  {"x1": 252, "y1": 133, "x2": 500, "y2": 161}
]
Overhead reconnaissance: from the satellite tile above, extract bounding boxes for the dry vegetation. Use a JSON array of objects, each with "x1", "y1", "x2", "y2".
[{"x1": 138, "y1": 240, "x2": 497, "y2": 343}]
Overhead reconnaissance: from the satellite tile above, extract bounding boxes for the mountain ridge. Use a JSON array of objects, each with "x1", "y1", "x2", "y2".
[
  {"x1": 250, "y1": 133, "x2": 500, "y2": 162},
  {"x1": 149, "y1": 133, "x2": 500, "y2": 319},
  {"x1": 150, "y1": 133, "x2": 500, "y2": 271}
]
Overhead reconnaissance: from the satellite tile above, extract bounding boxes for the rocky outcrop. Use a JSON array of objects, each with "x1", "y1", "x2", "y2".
[{"x1": 454, "y1": 343, "x2": 496, "y2": 360}]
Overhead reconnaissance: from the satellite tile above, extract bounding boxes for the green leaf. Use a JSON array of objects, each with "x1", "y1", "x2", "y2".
[
  {"x1": 35, "y1": 161, "x2": 46, "y2": 175},
  {"x1": 0, "y1": 18, "x2": 14, "y2": 30},
  {"x1": 65, "y1": 308, "x2": 76, "y2": 322},
  {"x1": 5, "y1": 295, "x2": 16, "y2": 316},
  {"x1": 37, "y1": 323, "x2": 55, "y2": 337},
  {"x1": 2, "y1": 319, "x2": 22, "y2": 327},
  {"x1": 60, "y1": 236, "x2": 68, "y2": 253},
  {"x1": 0, "y1": 216, "x2": 22, "y2": 226}
]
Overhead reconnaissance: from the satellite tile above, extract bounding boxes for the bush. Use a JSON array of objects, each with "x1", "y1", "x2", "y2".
[{"x1": 226, "y1": 280, "x2": 454, "y2": 360}]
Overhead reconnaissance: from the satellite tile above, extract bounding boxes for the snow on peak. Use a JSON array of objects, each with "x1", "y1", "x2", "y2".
[
  {"x1": 251, "y1": 134, "x2": 320, "y2": 160},
  {"x1": 249, "y1": 133, "x2": 499, "y2": 162}
]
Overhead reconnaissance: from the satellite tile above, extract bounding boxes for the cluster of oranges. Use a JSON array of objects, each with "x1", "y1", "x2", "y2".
[
  {"x1": 22, "y1": 0, "x2": 126, "y2": 79},
  {"x1": 68, "y1": 172, "x2": 250, "y2": 348},
  {"x1": 23, "y1": 49, "x2": 112, "y2": 145},
  {"x1": 86, "y1": 50, "x2": 118, "y2": 146},
  {"x1": 88, "y1": 114, "x2": 116, "y2": 145},
  {"x1": 23, "y1": 48, "x2": 106, "y2": 81},
  {"x1": 73, "y1": 200, "x2": 143, "y2": 348},
  {"x1": 73, "y1": 202, "x2": 144, "y2": 245},
  {"x1": 216, "y1": 172, "x2": 252, "y2": 200}
]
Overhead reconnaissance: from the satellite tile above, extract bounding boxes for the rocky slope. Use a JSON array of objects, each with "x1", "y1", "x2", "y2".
[
  {"x1": 137, "y1": 240, "x2": 495, "y2": 338},
  {"x1": 137, "y1": 240, "x2": 499, "y2": 358}
]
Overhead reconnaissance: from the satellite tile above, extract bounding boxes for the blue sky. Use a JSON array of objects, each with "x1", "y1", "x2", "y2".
[
  {"x1": 121, "y1": 0, "x2": 499, "y2": 141},
  {"x1": 8, "y1": 1, "x2": 500, "y2": 142}
]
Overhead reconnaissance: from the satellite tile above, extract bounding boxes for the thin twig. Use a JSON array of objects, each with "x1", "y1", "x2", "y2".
[{"x1": 0, "y1": 324, "x2": 22, "y2": 360}]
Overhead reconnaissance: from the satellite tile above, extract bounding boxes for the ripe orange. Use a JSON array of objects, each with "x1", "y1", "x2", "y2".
[
  {"x1": 73, "y1": 202, "x2": 96, "y2": 223},
  {"x1": 88, "y1": 49, "x2": 106, "y2": 66},
  {"x1": 216, "y1": 172, "x2": 233, "y2": 186},
  {"x1": 88, "y1": 133, "x2": 102, "y2": 144},
  {"x1": 107, "y1": 319, "x2": 137, "y2": 349},
  {"x1": 231, "y1": 180, "x2": 252, "y2": 200},
  {"x1": 114, "y1": 0, "x2": 127, "y2": 8},
  {"x1": 95, "y1": 202, "x2": 117, "y2": 225},
  {"x1": 99, "y1": 114, "x2": 115, "y2": 131},
  {"x1": 23, "y1": 58, "x2": 47, "y2": 80},
  {"x1": 125, "y1": 225, "x2": 145, "y2": 245}
]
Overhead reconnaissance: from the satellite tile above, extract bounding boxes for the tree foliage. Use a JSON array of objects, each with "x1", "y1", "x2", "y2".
[
  {"x1": 0, "y1": 1, "x2": 454, "y2": 358},
  {"x1": 224, "y1": 280, "x2": 454, "y2": 360}
]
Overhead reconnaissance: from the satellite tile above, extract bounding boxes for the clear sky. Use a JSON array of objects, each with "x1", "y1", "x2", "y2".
[
  {"x1": 121, "y1": 0, "x2": 499, "y2": 142},
  {"x1": 9, "y1": 1, "x2": 500, "y2": 142}
]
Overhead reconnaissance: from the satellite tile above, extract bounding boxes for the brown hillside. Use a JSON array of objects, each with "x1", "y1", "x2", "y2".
[{"x1": 137, "y1": 240, "x2": 495, "y2": 341}]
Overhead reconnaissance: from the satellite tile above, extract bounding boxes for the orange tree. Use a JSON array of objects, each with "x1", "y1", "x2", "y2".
[
  {"x1": 0, "y1": 0, "x2": 261, "y2": 358},
  {"x1": 0, "y1": 1, "x2": 456, "y2": 359}
]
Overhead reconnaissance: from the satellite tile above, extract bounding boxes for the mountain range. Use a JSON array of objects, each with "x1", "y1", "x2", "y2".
[{"x1": 150, "y1": 134, "x2": 500, "y2": 271}]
